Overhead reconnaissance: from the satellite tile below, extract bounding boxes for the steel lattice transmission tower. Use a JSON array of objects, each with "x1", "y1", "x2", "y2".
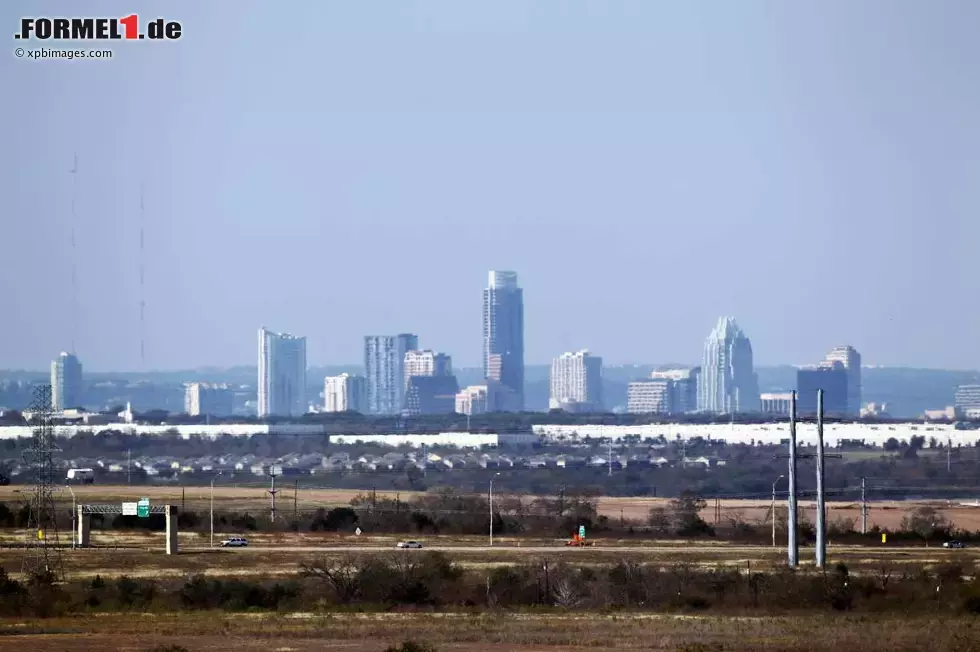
[{"x1": 21, "y1": 385, "x2": 65, "y2": 583}]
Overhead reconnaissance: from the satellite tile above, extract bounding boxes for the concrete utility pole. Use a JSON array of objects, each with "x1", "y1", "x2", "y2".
[
  {"x1": 861, "y1": 476, "x2": 868, "y2": 534},
  {"x1": 815, "y1": 389, "x2": 827, "y2": 569},
  {"x1": 209, "y1": 471, "x2": 222, "y2": 548},
  {"x1": 269, "y1": 468, "x2": 279, "y2": 523},
  {"x1": 787, "y1": 391, "x2": 799, "y2": 567},
  {"x1": 66, "y1": 484, "x2": 76, "y2": 550},
  {"x1": 489, "y1": 472, "x2": 501, "y2": 547},
  {"x1": 772, "y1": 475, "x2": 785, "y2": 548}
]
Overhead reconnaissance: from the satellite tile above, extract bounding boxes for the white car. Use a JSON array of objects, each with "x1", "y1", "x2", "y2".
[
  {"x1": 221, "y1": 536, "x2": 249, "y2": 548},
  {"x1": 396, "y1": 540, "x2": 423, "y2": 549}
]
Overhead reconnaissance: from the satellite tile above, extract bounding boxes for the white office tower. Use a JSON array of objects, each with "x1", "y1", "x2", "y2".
[
  {"x1": 697, "y1": 317, "x2": 760, "y2": 414},
  {"x1": 364, "y1": 334, "x2": 419, "y2": 414},
  {"x1": 257, "y1": 327, "x2": 307, "y2": 418},
  {"x1": 549, "y1": 349, "x2": 603, "y2": 412},
  {"x1": 184, "y1": 382, "x2": 234, "y2": 417},
  {"x1": 627, "y1": 380, "x2": 674, "y2": 414},
  {"x1": 823, "y1": 345, "x2": 862, "y2": 417},
  {"x1": 50, "y1": 352, "x2": 83, "y2": 410},
  {"x1": 404, "y1": 350, "x2": 453, "y2": 389},
  {"x1": 324, "y1": 373, "x2": 367, "y2": 413},
  {"x1": 455, "y1": 384, "x2": 489, "y2": 416}
]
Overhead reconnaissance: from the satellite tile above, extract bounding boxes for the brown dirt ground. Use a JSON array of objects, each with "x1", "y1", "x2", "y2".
[{"x1": 0, "y1": 612, "x2": 975, "y2": 652}]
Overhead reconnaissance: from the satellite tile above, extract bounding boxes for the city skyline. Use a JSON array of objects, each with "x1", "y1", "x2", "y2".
[{"x1": 19, "y1": 331, "x2": 980, "y2": 418}]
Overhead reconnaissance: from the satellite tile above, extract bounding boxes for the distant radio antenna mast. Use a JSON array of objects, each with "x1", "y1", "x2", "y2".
[
  {"x1": 70, "y1": 154, "x2": 78, "y2": 354},
  {"x1": 139, "y1": 182, "x2": 146, "y2": 369}
]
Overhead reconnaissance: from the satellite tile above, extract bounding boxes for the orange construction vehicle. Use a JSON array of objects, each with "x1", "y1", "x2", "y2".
[{"x1": 565, "y1": 533, "x2": 593, "y2": 547}]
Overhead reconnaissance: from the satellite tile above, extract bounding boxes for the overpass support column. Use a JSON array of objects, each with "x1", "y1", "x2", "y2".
[
  {"x1": 77, "y1": 506, "x2": 90, "y2": 548},
  {"x1": 165, "y1": 505, "x2": 179, "y2": 555}
]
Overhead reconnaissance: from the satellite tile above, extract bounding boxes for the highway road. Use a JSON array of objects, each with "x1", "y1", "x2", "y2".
[{"x1": 196, "y1": 544, "x2": 974, "y2": 555}]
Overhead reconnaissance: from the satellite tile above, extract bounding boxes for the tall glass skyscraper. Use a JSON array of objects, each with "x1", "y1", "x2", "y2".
[
  {"x1": 50, "y1": 351, "x2": 82, "y2": 410},
  {"x1": 364, "y1": 333, "x2": 418, "y2": 414},
  {"x1": 257, "y1": 327, "x2": 307, "y2": 417},
  {"x1": 697, "y1": 317, "x2": 759, "y2": 414},
  {"x1": 823, "y1": 346, "x2": 862, "y2": 417},
  {"x1": 483, "y1": 270, "x2": 524, "y2": 411}
]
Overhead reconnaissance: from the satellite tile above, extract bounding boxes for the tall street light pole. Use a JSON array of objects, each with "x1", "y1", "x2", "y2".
[
  {"x1": 66, "y1": 484, "x2": 76, "y2": 550},
  {"x1": 210, "y1": 471, "x2": 222, "y2": 548},
  {"x1": 772, "y1": 474, "x2": 785, "y2": 548},
  {"x1": 489, "y1": 472, "x2": 501, "y2": 547}
]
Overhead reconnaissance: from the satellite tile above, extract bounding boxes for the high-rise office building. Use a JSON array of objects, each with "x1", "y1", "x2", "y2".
[
  {"x1": 549, "y1": 350, "x2": 603, "y2": 412},
  {"x1": 184, "y1": 382, "x2": 234, "y2": 417},
  {"x1": 404, "y1": 350, "x2": 452, "y2": 389},
  {"x1": 627, "y1": 379, "x2": 674, "y2": 414},
  {"x1": 697, "y1": 317, "x2": 760, "y2": 414},
  {"x1": 650, "y1": 366, "x2": 700, "y2": 413},
  {"x1": 455, "y1": 384, "x2": 489, "y2": 416},
  {"x1": 404, "y1": 375, "x2": 460, "y2": 415},
  {"x1": 822, "y1": 346, "x2": 862, "y2": 417},
  {"x1": 324, "y1": 373, "x2": 367, "y2": 413},
  {"x1": 483, "y1": 270, "x2": 524, "y2": 411},
  {"x1": 257, "y1": 327, "x2": 307, "y2": 418},
  {"x1": 955, "y1": 385, "x2": 980, "y2": 412},
  {"x1": 364, "y1": 334, "x2": 418, "y2": 415},
  {"x1": 50, "y1": 351, "x2": 82, "y2": 410},
  {"x1": 797, "y1": 362, "x2": 849, "y2": 416}
]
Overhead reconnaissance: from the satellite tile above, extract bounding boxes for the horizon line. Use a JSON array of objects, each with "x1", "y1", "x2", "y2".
[{"x1": 3, "y1": 363, "x2": 980, "y2": 376}]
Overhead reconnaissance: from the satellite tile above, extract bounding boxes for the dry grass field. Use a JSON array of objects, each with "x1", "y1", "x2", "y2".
[
  {"x1": 4, "y1": 485, "x2": 980, "y2": 532},
  {"x1": 2, "y1": 483, "x2": 980, "y2": 652},
  {"x1": 1, "y1": 532, "x2": 977, "y2": 583},
  {"x1": 0, "y1": 612, "x2": 977, "y2": 651}
]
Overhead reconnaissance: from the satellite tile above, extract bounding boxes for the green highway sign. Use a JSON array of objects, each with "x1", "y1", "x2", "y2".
[{"x1": 137, "y1": 497, "x2": 150, "y2": 518}]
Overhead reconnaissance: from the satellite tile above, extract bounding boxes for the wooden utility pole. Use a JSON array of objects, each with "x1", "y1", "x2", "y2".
[
  {"x1": 861, "y1": 477, "x2": 868, "y2": 534},
  {"x1": 816, "y1": 389, "x2": 826, "y2": 569}
]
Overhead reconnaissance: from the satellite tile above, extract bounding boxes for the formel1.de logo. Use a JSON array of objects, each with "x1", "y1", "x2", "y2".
[{"x1": 15, "y1": 15, "x2": 182, "y2": 41}]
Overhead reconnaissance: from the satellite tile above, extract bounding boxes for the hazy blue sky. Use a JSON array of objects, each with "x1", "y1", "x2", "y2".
[{"x1": 3, "y1": 1, "x2": 978, "y2": 372}]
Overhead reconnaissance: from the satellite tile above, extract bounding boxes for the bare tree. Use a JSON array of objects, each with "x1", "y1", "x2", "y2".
[
  {"x1": 552, "y1": 578, "x2": 581, "y2": 608},
  {"x1": 899, "y1": 505, "x2": 951, "y2": 544},
  {"x1": 648, "y1": 507, "x2": 671, "y2": 535},
  {"x1": 873, "y1": 563, "x2": 893, "y2": 590},
  {"x1": 300, "y1": 555, "x2": 364, "y2": 604}
]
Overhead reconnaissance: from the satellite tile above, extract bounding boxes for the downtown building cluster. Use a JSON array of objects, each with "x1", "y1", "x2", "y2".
[
  {"x1": 625, "y1": 318, "x2": 864, "y2": 418},
  {"x1": 259, "y1": 270, "x2": 527, "y2": 418}
]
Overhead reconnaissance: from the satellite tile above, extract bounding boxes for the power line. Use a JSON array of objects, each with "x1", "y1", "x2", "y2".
[
  {"x1": 69, "y1": 154, "x2": 78, "y2": 355},
  {"x1": 139, "y1": 183, "x2": 146, "y2": 370}
]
